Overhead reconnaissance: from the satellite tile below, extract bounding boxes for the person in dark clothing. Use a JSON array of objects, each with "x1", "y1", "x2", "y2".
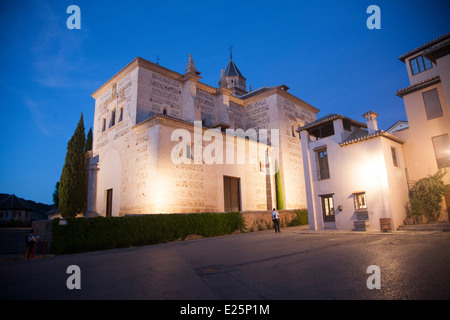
[
  {"x1": 271, "y1": 208, "x2": 280, "y2": 233},
  {"x1": 25, "y1": 229, "x2": 39, "y2": 260}
]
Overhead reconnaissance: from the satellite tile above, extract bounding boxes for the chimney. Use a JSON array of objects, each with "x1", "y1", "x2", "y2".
[{"x1": 363, "y1": 111, "x2": 379, "y2": 134}]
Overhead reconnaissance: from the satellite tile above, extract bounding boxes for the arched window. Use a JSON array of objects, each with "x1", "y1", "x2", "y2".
[{"x1": 163, "y1": 107, "x2": 168, "y2": 115}]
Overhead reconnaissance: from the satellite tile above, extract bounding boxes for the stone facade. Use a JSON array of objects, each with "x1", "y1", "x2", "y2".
[{"x1": 88, "y1": 56, "x2": 318, "y2": 216}]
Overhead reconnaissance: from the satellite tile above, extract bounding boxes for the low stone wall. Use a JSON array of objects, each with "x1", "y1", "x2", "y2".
[
  {"x1": 242, "y1": 210, "x2": 301, "y2": 232},
  {"x1": 32, "y1": 220, "x2": 53, "y2": 255}
]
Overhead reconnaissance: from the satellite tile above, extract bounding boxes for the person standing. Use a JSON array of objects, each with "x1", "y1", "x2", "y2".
[
  {"x1": 26, "y1": 229, "x2": 39, "y2": 260},
  {"x1": 271, "y1": 208, "x2": 280, "y2": 233}
]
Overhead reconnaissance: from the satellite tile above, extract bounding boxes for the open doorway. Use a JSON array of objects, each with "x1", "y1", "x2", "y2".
[{"x1": 105, "y1": 188, "x2": 113, "y2": 217}]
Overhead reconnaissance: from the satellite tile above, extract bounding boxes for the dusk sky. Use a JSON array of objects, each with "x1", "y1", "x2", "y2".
[{"x1": 1, "y1": 0, "x2": 449, "y2": 205}]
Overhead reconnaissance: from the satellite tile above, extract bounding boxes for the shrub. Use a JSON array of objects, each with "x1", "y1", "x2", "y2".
[
  {"x1": 407, "y1": 196, "x2": 423, "y2": 217},
  {"x1": 52, "y1": 212, "x2": 245, "y2": 254},
  {"x1": 409, "y1": 169, "x2": 446, "y2": 222},
  {"x1": 288, "y1": 209, "x2": 308, "y2": 227}
]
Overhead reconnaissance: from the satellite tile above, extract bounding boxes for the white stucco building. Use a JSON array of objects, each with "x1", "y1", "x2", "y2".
[
  {"x1": 87, "y1": 54, "x2": 318, "y2": 217},
  {"x1": 299, "y1": 112, "x2": 410, "y2": 231},
  {"x1": 299, "y1": 32, "x2": 450, "y2": 231},
  {"x1": 393, "y1": 32, "x2": 450, "y2": 221}
]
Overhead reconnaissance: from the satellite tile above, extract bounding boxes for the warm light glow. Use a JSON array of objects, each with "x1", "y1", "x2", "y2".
[{"x1": 152, "y1": 174, "x2": 174, "y2": 213}]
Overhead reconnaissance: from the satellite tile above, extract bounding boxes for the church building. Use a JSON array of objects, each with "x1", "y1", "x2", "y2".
[{"x1": 86, "y1": 53, "x2": 318, "y2": 217}]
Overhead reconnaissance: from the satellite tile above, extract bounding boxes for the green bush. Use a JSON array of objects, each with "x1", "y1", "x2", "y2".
[
  {"x1": 51, "y1": 212, "x2": 245, "y2": 254},
  {"x1": 288, "y1": 209, "x2": 308, "y2": 227},
  {"x1": 409, "y1": 169, "x2": 446, "y2": 222}
]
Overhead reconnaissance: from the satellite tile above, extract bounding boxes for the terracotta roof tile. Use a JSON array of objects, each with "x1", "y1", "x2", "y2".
[{"x1": 399, "y1": 32, "x2": 450, "y2": 62}]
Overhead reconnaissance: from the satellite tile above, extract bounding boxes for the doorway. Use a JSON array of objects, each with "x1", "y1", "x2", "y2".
[
  {"x1": 224, "y1": 176, "x2": 241, "y2": 212},
  {"x1": 105, "y1": 188, "x2": 113, "y2": 217},
  {"x1": 320, "y1": 194, "x2": 335, "y2": 223}
]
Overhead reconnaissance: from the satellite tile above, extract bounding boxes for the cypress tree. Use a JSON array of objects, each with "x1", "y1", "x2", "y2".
[
  {"x1": 275, "y1": 159, "x2": 285, "y2": 210},
  {"x1": 85, "y1": 127, "x2": 92, "y2": 152},
  {"x1": 59, "y1": 113, "x2": 86, "y2": 218},
  {"x1": 52, "y1": 181, "x2": 60, "y2": 208}
]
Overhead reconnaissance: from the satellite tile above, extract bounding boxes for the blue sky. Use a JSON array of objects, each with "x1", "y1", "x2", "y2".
[{"x1": 1, "y1": 0, "x2": 449, "y2": 204}]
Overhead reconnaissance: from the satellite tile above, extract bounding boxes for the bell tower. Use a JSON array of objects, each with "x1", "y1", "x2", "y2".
[{"x1": 223, "y1": 45, "x2": 247, "y2": 96}]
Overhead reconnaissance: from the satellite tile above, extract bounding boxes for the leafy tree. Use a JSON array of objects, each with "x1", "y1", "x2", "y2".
[
  {"x1": 52, "y1": 181, "x2": 60, "y2": 208},
  {"x1": 58, "y1": 113, "x2": 86, "y2": 218},
  {"x1": 85, "y1": 127, "x2": 93, "y2": 152},
  {"x1": 409, "y1": 169, "x2": 446, "y2": 222}
]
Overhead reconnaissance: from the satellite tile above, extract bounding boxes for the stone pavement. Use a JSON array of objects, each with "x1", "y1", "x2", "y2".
[{"x1": 1, "y1": 225, "x2": 449, "y2": 300}]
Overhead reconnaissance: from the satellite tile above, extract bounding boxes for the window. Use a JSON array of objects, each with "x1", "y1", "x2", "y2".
[
  {"x1": 410, "y1": 55, "x2": 433, "y2": 75},
  {"x1": 423, "y1": 88, "x2": 443, "y2": 120},
  {"x1": 118, "y1": 107, "x2": 123, "y2": 122},
  {"x1": 316, "y1": 148, "x2": 330, "y2": 180},
  {"x1": 291, "y1": 124, "x2": 296, "y2": 137},
  {"x1": 320, "y1": 194, "x2": 335, "y2": 222},
  {"x1": 391, "y1": 147, "x2": 399, "y2": 167},
  {"x1": 102, "y1": 117, "x2": 106, "y2": 132},
  {"x1": 432, "y1": 134, "x2": 450, "y2": 169},
  {"x1": 184, "y1": 144, "x2": 194, "y2": 160},
  {"x1": 310, "y1": 123, "x2": 335, "y2": 140},
  {"x1": 163, "y1": 107, "x2": 168, "y2": 116},
  {"x1": 354, "y1": 192, "x2": 367, "y2": 210},
  {"x1": 109, "y1": 109, "x2": 116, "y2": 128},
  {"x1": 259, "y1": 161, "x2": 265, "y2": 172}
]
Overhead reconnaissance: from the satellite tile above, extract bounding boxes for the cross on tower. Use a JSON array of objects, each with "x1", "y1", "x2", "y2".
[
  {"x1": 156, "y1": 55, "x2": 160, "y2": 65},
  {"x1": 229, "y1": 44, "x2": 233, "y2": 60}
]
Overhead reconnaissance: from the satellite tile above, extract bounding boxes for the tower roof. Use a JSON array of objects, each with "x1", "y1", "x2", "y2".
[{"x1": 224, "y1": 59, "x2": 246, "y2": 79}]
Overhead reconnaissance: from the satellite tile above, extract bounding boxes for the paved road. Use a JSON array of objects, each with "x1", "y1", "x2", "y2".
[{"x1": 1, "y1": 226, "x2": 449, "y2": 300}]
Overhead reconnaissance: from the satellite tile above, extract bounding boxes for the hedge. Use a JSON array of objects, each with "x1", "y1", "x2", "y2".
[
  {"x1": 288, "y1": 209, "x2": 309, "y2": 227},
  {"x1": 51, "y1": 212, "x2": 245, "y2": 254}
]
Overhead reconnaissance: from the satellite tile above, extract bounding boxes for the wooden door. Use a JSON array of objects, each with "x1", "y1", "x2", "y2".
[
  {"x1": 106, "y1": 189, "x2": 113, "y2": 217},
  {"x1": 224, "y1": 176, "x2": 241, "y2": 212}
]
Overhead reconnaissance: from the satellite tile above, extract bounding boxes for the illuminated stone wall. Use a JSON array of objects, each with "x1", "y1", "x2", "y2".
[{"x1": 90, "y1": 57, "x2": 318, "y2": 216}]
